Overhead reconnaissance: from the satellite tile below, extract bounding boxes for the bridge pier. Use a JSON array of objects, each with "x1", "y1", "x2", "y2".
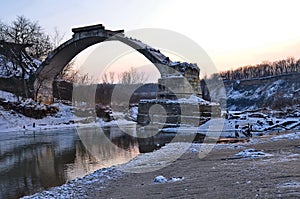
[{"x1": 34, "y1": 78, "x2": 54, "y2": 104}]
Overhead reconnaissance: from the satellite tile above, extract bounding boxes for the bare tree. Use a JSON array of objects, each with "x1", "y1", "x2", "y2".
[
  {"x1": 3, "y1": 16, "x2": 52, "y2": 60},
  {"x1": 56, "y1": 59, "x2": 79, "y2": 82},
  {"x1": 0, "y1": 21, "x2": 7, "y2": 40},
  {"x1": 50, "y1": 27, "x2": 66, "y2": 49},
  {"x1": 75, "y1": 73, "x2": 96, "y2": 85},
  {"x1": 101, "y1": 71, "x2": 116, "y2": 84},
  {"x1": 118, "y1": 67, "x2": 148, "y2": 84},
  {"x1": 102, "y1": 72, "x2": 109, "y2": 84},
  {"x1": 109, "y1": 72, "x2": 115, "y2": 84},
  {"x1": 56, "y1": 60, "x2": 96, "y2": 85}
]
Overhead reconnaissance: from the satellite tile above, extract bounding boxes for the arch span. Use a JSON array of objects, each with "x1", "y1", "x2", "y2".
[{"x1": 34, "y1": 24, "x2": 177, "y2": 104}]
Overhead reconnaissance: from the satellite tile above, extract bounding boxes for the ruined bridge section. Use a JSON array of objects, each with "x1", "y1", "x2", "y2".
[
  {"x1": 34, "y1": 24, "x2": 201, "y2": 104},
  {"x1": 34, "y1": 24, "x2": 122, "y2": 104}
]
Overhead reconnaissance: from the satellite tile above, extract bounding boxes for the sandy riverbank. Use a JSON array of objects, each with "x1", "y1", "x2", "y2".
[{"x1": 24, "y1": 131, "x2": 300, "y2": 199}]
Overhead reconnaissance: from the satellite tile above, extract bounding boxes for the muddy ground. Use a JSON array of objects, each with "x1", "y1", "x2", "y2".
[{"x1": 89, "y1": 133, "x2": 300, "y2": 199}]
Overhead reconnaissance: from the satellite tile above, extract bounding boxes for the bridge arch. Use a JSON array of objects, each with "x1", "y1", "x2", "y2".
[{"x1": 34, "y1": 24, "x2": 173, "y2": 104}]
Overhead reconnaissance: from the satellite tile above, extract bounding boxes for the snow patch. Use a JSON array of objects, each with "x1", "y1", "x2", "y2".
[
  {"x1": 153, "y1": 175, "x2": 168, "y2": 183},
  {"x1": 128, "y1": 106, "x2": 138, "y2": 121},
  {"x1": 177, "y1": 94, "x2": 217, "y2": 105},
  {"x1": 0, "y1": 90, "x2": 18, "y2": 102},
  {"x1": 21, "y1": 167, "x2": 123, "y2": 199},
  {"x1": 168, "y1": 177, "x2": 184, "y2": 182},
  {"x1": 0, "y1": 90, "x2": 137, "y2": 132},
  {"x1": 153, "y1": 175, "x2": 184, "y2": 184},
  {"x1": 235, "y1": 148, "x2": 272, "y2": 158},
  {"x1": 119, "y1": 142, "x2": 191, "y2": 173},
  {"x1": 271, "y1": 132, "x2": 300, "y2": 140},
  {"x1": 141, "y1": 94, "x2": 217, "y2": 106}
]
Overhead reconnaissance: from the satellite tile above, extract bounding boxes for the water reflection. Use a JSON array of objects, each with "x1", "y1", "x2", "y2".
[
  {"x1": 71, "y1": 125, "x2": 140, "y2": 179},
  {"x1": 0, "y1": 126, "x2": 140, "y2": 199}
]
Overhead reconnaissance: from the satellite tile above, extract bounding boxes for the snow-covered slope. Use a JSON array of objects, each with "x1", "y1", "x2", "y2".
[{"x1": 210, "y1": 73, "x2": 300, "y2": 111}]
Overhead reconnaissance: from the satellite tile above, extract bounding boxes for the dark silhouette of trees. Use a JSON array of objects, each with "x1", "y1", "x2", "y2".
[{"x1": 213, "y1": 57, "x2": 300, "y2": 81}]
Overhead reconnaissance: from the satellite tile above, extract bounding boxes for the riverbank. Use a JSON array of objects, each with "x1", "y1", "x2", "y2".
[
  {"x1": 1, "y1": 89, "x2": 299, "y2": 135},
  {"x1": 23, "y1": 131, "x2": 300, "y2": 198},
  {"x1": 0, "y1": 101, "x2": 136, "y2": 133}
]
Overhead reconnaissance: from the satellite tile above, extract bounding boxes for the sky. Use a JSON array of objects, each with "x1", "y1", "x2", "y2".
[{"x1": 1, "y1": 0, "x2": 300, "y2": 79}]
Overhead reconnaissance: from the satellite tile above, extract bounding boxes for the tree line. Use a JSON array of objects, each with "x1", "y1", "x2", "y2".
[
  {"x1": 101, "y1": 67, "x2": 148, "y2": 85},
  {"x1": 208, "y1": 57, "x2": 300, "y2": 81}
]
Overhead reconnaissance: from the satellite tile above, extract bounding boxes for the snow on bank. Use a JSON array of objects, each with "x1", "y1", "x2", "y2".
[
  {"x1": 0, "y1": 90, "x2": 76, "y2": 132},
  {"x1": 235, "y1": 148, "x2": 273, "y2": 158},
  {"x1": 141, "y1": 94, "x2": 217, "y2": 106},
  {"x1": 0, "y1": 90, "x2": 136, "y2": 132},
  {"x1": 271, "y1": 132, "x2": 300, "y2": 140},
  {"x1": 159, "y1": 107, "x2": 300, "y2": 139},
  {"x1": 0, "y1": 90, "x2": 19, "y2": 102},
  {"x1": 0, "y1": 101, "x2": 74, "y2": 132},
  {"x1": 177, "y1": 94, "x2": 218, "y2": 106},
  {"x1": 119, "y1": 142, "x2": 192, "y2": 173},
  {"x1": 21, "y1": 167, "x2": 123, "y2": 199}
]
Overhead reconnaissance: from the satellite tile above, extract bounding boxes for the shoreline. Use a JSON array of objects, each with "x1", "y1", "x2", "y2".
[
  {"x1": 0, "y1": 117, "x2": 136, "y2": 134},
  {"x1": 22, "y1": 131, "x2": 300, "y2": 198}
]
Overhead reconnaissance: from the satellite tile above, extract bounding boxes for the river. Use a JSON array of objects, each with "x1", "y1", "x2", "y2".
[{"x1": 0, "y1": 125, "x2": 142, "y2": 199}]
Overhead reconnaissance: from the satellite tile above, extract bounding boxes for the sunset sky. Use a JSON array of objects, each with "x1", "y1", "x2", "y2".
[{"x1": 1, "y1": 0, "x2": 300, "y2": 78}]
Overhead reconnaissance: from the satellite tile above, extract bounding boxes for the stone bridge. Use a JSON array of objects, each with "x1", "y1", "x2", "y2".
[{"x1": 34, "y1": 24, "x2": 185, "y2": 104}]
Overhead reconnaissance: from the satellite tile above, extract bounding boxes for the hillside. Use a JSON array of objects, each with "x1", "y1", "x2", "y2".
[{"x1": 210, "y1": 73, "x2": 300, "y2": 111}]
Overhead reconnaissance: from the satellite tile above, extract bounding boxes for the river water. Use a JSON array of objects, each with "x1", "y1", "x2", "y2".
[{"x1": 0, "y1": 125, "x2": 143, "y2": 199}]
